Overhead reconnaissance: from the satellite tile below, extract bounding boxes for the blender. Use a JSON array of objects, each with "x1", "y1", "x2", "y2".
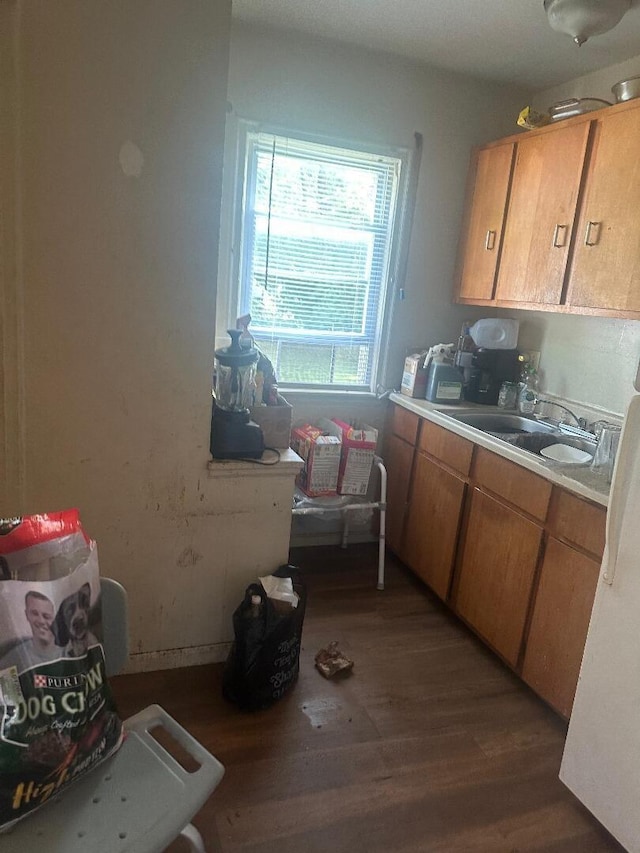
[{"x1": 210, "y1": 330, "x2": 265, "y2": 459}]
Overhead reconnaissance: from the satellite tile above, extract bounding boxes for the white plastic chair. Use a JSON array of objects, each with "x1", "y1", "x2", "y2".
[{"x1": 3, "y1": 579, "x2": 225, "y2": 853}]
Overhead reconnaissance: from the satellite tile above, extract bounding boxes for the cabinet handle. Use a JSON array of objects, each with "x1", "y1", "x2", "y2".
[
  {"x1": 552, "y1": 223, "x2": 567, "y2": 248},
  {"x1": 485, "y1": 229, "x2": 496, "y2": 251},
  {"x1": 585, "y1": 220, "x2": 601, "y2": 247}
]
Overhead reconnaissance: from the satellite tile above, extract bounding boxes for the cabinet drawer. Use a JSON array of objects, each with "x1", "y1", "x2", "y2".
[
  {"x1": 418, "y1": 420, "x2": 473, "y2": 476},
  {"x1": 389, "y1": 405, "x2": 420, "y2": 445},
  {"x1": 548, "y1": 488, "x2": 606, "y2": 559},
  {"x1": 473, "y1": 447, "x2": 552, "y2": 521}
]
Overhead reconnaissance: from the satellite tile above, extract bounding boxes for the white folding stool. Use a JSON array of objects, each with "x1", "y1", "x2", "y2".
[{"x1": 2, "y1": 579, "x2": 225, "y2": 853}]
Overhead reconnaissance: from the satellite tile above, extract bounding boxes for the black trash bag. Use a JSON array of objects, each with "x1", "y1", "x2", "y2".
[{"x1": 222, "y1": 565, "x2": 306, "y2": 711}]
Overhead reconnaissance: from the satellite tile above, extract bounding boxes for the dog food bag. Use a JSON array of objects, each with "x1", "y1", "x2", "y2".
[{"x1": 0, "y1": 511, "x2": 124, "y2": 830}]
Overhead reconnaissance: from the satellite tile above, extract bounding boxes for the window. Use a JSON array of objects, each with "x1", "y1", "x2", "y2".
[{"x1": 232, "y1": 128, "x2": 407, "y2": 391}]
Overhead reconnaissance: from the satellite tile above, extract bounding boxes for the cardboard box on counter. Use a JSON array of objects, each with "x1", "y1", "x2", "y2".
[
  {"x1": 401, "y1": 352, "x2": 428, "y2": 398},
  {"x1": 249, "y1": 394, "x2": 292, "y2": 448},
  {"x1": 290, "y1": 423, "x2": 342, "y2": 497},
  {"x1": 328, "y1": 418, "x2": 378, "y2": 496}
]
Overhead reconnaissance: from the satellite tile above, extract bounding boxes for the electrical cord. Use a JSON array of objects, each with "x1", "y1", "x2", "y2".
[{"x1": 236, "y1": 448, "x2": 281, "y2": 465}]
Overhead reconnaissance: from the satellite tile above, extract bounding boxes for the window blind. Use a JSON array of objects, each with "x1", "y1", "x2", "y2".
[{"x1": 239, "y1": 132, "x2": 402, "y2": 390}]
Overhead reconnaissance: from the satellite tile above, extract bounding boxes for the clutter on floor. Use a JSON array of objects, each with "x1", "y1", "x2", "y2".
[{"x1": 314, "y1": 641, "x2": 354, "y2": 679}]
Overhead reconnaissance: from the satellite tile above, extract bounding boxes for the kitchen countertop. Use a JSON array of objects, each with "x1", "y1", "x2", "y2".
[{"x1": 390, "y1": 393, "x2": 609, "y2": 508}]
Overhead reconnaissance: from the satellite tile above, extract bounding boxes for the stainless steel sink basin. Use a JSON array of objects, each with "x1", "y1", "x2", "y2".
[
  {"x1": 442, "y1": 410, "x2": 597, "y2": 463},
  {"x1": 444, "y1": 411, "x2": 556, "y2": 435},
  {"x1": 511, "y1": 432, "x2": 597, "y2": 459}
]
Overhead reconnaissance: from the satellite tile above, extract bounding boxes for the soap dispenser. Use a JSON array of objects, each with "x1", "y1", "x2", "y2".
[{"x1": 518, "y1": 367, "x2": 538, "y2": 415}]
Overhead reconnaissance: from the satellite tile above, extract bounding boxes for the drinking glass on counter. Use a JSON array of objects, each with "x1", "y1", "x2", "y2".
[
  {"x1": 590, "y1": 424, "x2": 622, "y2": 483},
  {"x1": 497, "y1": 381, "x2": 519, "y2": 410}
]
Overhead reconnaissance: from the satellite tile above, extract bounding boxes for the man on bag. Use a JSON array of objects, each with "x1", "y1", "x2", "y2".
[{"x1": 0, "y1": 591, "x2": 59, "y2": 670}]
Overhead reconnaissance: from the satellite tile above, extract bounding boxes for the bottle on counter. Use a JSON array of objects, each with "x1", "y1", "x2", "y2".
[{"x1": 518, "y1": 367, "x2": 539, "y2": 415}]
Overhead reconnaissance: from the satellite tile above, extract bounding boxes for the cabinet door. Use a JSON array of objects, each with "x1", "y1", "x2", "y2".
[
  {"x1": 567, "y1": 105, "x2": 640, "y2": 312},
  {"x1": 495, "y1": 121, "x2": 591, "y2": 305},
  {"x1": 457, "y1": 142, "x2": 515, "y2": 301},
  {"x1": 403, "y1": 452, "x2": 466, "y2": 600},
  {"x1": 454, "y1": 488, "x2": 543, "y2": 667},
  {"x1": 522, "y1": 537, "x2": 600, "y2": 718},
  {"x1": 384, "y1": 432, "x2": 415, "y2": 558}
]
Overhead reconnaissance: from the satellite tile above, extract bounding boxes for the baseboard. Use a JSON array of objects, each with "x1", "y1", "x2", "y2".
[{"x1": 123, "y1": 642, "x2": 232, "y2": 674}]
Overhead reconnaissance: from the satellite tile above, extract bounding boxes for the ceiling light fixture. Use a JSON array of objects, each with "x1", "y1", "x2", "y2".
[{"x1": 544, "y1": 0, "x2": 631, "y2": 46}]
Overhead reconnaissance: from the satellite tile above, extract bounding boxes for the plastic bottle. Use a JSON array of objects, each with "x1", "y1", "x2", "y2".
[
  {"x1": 518, "y1": 368, "x2": 538, "y2": 415},
  {"x1": 425, "y1": 362, "x2": 464, "y2": 403},
  {"x1": 248, "y1": 594, "x2": 262, "y2": 618}
]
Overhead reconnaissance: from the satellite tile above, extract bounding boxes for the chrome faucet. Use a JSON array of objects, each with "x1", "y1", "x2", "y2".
[{"x1": 537, "y1": 399, "x2": 588, "y2": 431}]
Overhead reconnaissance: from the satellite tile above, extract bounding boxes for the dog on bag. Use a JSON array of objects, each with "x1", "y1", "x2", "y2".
[{"x1": 53, "y1": 583, "x2": 99, "y2": 657}]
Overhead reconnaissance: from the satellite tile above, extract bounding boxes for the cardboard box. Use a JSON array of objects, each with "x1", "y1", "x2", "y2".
[
  {"x1": 249, "y1": 394, "x2": 293, "y2": 448},
  {"x1": 401, "y1": 352, "x2": 428, "y2": 398},
  {"x1": 328, "y1": 418, "x2": 378, "y2": 496},
  {"x1": 290, "y1": 423, "x2": 342, "y2": 497}
]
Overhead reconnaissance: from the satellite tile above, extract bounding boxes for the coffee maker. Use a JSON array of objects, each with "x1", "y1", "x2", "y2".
[
  {"x1": 464, "y1": 348, "x2": 520, "y2": 405},
  {"x1": 210, "y1": 330, "x2": 264, "y2": 459}
]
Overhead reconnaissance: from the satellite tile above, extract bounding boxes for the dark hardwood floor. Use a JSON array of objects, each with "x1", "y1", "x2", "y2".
[{"x1": 111, "y1": 545, "x2": 622, "y2": 852}]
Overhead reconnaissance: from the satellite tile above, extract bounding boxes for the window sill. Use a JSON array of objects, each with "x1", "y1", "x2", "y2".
[
  {"x1": 280, "y1": 388, "x2": 379, "y2": 402},
  {"x1": 207, "y1": 447, "x2": 303, "y2": 479}
]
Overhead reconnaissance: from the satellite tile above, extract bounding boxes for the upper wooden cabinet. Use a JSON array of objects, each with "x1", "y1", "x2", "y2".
[
  {"x1": 495, "y1": 121, "x2": 591, "y2": 306},
  {"x1": 566, "y1": 105, "x2": 640, "y2": 313},
  {"x1": 454, "y1": 99, "x2": 640, "y2": 319},
  {"x1": 457, "y1": 141, "x2": 515, "y2": 301}
]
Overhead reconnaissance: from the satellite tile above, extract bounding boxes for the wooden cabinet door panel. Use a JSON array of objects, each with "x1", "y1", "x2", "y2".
[
  {"x1": 457, "y1": 142, "x2": 515, "y2": 301},
  {"x1": 522, "y1": 537, "x2": 600, "y2": 718},
  {"x1": 568, "y1": 106, "x2": 640, "y2": 312},
  {"x1": 495, "y1": 121, "x2": 591, "y2": 305},
  {"x1": 384, "y1": 432, "x2": 415, "y2": 557},
  {"x1": 404, "y1": 453, "x2": 466, "y2": 600},
  {"x1": 454, "y1": 489, "x2": 543, "y2": 666}
]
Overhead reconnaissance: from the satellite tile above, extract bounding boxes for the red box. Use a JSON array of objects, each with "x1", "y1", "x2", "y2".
[
  {"x1": 290, "y1": 424, "x2": 342, "y2": 497},
  {"x1": 328, "y1": 418, "x2": 378, "y2": 496}
]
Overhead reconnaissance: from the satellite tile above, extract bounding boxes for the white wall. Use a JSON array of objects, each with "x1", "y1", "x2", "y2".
[
  {"x1": 514, "y1": 57, "x2": 640, "y2": 418},
  {"x1": 221, "y1": 28, "x2": 640, "y2": 422},
  {"x1": 532, "y1": 55, "x2": 640, "y2": 111},
  {"x1": 221, "y1": 23, "x2": 529, "y2": 418},
  {"x1": 1, "y1": 1, "x2": 302, "y2": 671}
]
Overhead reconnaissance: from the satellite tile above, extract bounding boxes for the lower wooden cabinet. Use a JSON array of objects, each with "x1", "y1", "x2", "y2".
[
  {"x1": 453, "y1": 488, "x2": 544, "y2": 667},
  {"x1": 403, "y1": 452, "x2": 466, "y2": 601},
  {"x1": 384, "y1": 431, "x2": 415, "y2": 559},
  {"x1": 522, "y1": 537, "x2": 601, "y2": 718},
  {"x1": 384, "y1": 402, "x2": 606, "y2": 718}
]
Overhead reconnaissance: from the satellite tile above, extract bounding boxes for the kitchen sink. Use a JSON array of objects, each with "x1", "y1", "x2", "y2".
[
  {"x1": 444, "y1": 411, "x2": 557, "y2": 435},
  {"x1": 441, "y1": 410, "x2": 597, "y2": 463}
]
